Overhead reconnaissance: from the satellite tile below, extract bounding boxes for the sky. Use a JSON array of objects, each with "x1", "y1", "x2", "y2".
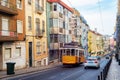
[{"x1": 61, "y1": 0, "x2": 117, "y2": 35}]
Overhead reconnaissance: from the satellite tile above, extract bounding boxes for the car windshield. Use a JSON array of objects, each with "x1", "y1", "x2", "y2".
[{"x1": 87, "y1": 59, "x2": 97, "y2": 61}]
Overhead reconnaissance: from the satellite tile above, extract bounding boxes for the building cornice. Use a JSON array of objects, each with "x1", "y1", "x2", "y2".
[{"x1": 47, "y1": 0, "x2": 73, "y2": 12}]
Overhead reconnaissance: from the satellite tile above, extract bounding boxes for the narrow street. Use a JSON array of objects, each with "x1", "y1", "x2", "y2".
[
  {"x1": 0, "y1": 0, "x2": 119, "y2": 80},
  {"x1": 8, "y1": 57, "x2": 109, "y2": 80}
]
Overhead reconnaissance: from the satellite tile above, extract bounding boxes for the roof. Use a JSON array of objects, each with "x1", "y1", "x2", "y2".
[
  {"x1": 89, "y1": 29, "x2": 102, "y2": 36},
  {"x1": 47, "y1": 0, "x2": 73, "y2": 12},
  {"x1": 62, "y1": 42, "x2": 83, "y2": 49}
]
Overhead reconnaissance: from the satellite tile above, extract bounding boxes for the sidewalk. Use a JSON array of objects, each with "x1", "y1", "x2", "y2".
[
  {"x1": 0, "y1": 62, "x2": 62, "y2": 79},
  {"x1": 106, "y1": 57, "x2": 120, "y2": 80}
]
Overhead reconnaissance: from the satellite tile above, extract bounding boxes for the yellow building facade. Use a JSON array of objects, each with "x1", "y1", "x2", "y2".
[
  {"x1": 25, "y1": 0, "x2": 48, "y2": 67},
  {"x1": 88, "y1": 30, "x2": 103, "y2": 56}
]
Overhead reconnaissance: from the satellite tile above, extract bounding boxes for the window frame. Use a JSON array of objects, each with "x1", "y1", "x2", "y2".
[
  {"x1": 17, "y1": 20, "x2": 23, "y2": 33},
  {"x1": 16, "y1": 0, "x2": 22, "y2": 9},
  {"x1": 42, "y1": 20, "x2": 45, "y2": 32},
  {"x1": 28, "y1": 16, "x2": 32, "y2": 31},
  {"x1": 15, "y1": 47, "x2": 21, "y2": 57},
  {"x1": 36, "y1": 18, "x2": 40, "y2": 35},
  {"x1": 4, "y1": 48, "x2": 11, "y2": 60},
  {"x1": 36, "y1": 42, "x2": 41, "y2": 54},
  {"x1": 28, "y1": 0, "x2": 31, "y2": 4}
]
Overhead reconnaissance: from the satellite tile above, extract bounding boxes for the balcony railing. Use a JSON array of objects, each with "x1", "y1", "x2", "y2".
[
  {"x1": 59, "y1": 12, "x2": 63, "y2": 18},
  {"x1": 0, "y1": 30, "x2": 17, "y2": 37},
  {"x1": 50, "y1": 11, "x2": 64, "y2": 18},
  {"x1": 35, "y1": 4, "x2": 44, "y2": 14},
  {"x1": 0, "y1": 0, "x2": 17, "y2": 15},
  {"x1": 36, "y1": 29, "x2": 44, "y2": 38},
  {"x1": 0, "y1": 30, "x2": 18, "y2": 41}
]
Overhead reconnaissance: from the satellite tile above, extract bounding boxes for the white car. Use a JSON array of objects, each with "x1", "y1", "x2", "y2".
[{"x1": 84, "y1": 56, "x2": 100, "y2": 69}]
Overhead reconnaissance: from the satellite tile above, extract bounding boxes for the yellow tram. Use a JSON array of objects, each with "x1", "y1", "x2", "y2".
[{"x1": 61, "y1": 42, "x2": 85, "y2": 65}]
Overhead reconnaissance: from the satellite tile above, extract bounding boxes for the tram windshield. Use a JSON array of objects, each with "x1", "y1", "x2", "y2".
[{"x1": 71, "y1": 49, "x2": 75, "y2": 56}]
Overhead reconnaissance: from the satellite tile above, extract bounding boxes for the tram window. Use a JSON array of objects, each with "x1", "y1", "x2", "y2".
[
  {"x1": 71, "y1": 49, "x2": 75, "y2": 56},
  {"x1": 66, "y1": 49, "x2": 70, "y2": 55},
  {"x1": 76, "y1": 50, "x2": 78, "y2": 56},
  {"x1": 63, "y1": 49, "x2": 66, "y2": 55},
  {"x1": 79, "y1": 51, "x2": 82, "y2": 56}
]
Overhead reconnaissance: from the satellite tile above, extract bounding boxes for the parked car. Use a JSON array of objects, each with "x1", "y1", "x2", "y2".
[{"x1": 84, "y1": 56, "x2": 100, "y2": 69}]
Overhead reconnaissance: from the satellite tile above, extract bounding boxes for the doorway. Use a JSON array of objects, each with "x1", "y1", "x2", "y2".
[{"x1": 29, "y1": 42, "x2": 33, "y2": 67}]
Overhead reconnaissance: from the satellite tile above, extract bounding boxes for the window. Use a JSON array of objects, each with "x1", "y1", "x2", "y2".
[
  {"x1": 36, "y1": 18, "x2": 40, "y2": 35},
  {"x1": 42, "y1": 20, "x2": 45, "y2": 32},
  {"x1": 49, "y1": 18, "x2": 53, "y2": 27},
  {"x1": 43, "y1": 42, "x2": 46, "y2": 53},
  {"x1": 28, "y1": 16, "x2": 32, "y2": 31},
  {"x1": 54, "y1": 4, "x2": 57, "y2": 11},
  {"x1": 2, "y1": 18, "x2": 9, "y2": 31},
  {"x1": 54, "y1": 35, "x2": 58, "y2": 42},
  {"x1": 1, "y1": 0, "x2": 8, "y2": 6},
  {"x1": 59, "y1": 28, "x2": 63, "y2": 33},
  {"x1": 15, "y1": 47, "x2": 21, "y2": 57},
  {"x1": 36, "y1": 42, "x2": 41, "y2": 54},
  {"x1": 17, "y1": 0, "x2": 22, "y2": 9},
  {"x1": 42, "y1": 0, "x2": 44, "y2": 8},
  {"x1": 59, "y1": 19, "x2": 63, "y2": 28},
  {"x1": 17, "y1": 20, "x2": 23, "y2": 33},
  {"x1": 5, "y1": 48, "x2": 11, "y2": 59},
  {"x1": 50, "y1": 19, "x2": 58, "y2": 27},
  {"x1": 35, "y1": 0, "x2": 40, "y2": 9},
  {"x1": 50, "y1": 34, "x2": 54, "y2": 43},
  {"x1": 50, "y1": 34, "x2": 58, "y2": 43},
  {"x1": 2, "y1": 17, "x2": 9, "y2": 36},
  {"x1": 28, "y1": 0, "x2": 31, "y2": 4}
]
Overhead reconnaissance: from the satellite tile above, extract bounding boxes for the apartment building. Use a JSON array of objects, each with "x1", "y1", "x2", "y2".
[
  {"x1": 47, "y1": 0, "x2": 73, "y2": 62},
  {"x1": 69, "y1": 9, "x2": 81, "y2": 43},
  {"x1": 88, "y1": 29, "x2": 103, "y2": 56},
  {"x1": 25, "y1": 0, "x2": 48, "y2": 67},
  {"x1": 80, "y1": 16, "x2": 89, "y2": 57},
  {"x1": 0, "y1": 0, "x2": 26, "y2": 70}
]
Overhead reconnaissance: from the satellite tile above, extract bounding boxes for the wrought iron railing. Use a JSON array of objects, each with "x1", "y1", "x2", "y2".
[
  {"x1": 0, "y1": 30, "x2": 17, "y2": 37},
  {"x1": 35, "y1": 4, "x2": 44, "y2": 13},
  {"x1": 0, "y1": 0, "x2": 17, "y2": 11}
]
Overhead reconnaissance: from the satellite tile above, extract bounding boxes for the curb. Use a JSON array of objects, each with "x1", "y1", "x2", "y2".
[{"x1": 0, "y1": 63, "x2": 61, "y2": 79}]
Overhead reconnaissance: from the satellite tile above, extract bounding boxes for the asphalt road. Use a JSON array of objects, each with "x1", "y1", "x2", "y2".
[{"x1": 8, "y1": 58, "x2": 110, "y2": 80}]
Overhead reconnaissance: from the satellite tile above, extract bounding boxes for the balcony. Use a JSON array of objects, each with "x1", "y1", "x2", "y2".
[
  {"x1": 36, "y1": 29, "x2": 44, "y2": 38},
  {"x1": 59, "y1": 28, "x2": 63, "y2": 33},
  {"x1": 0, "y1": 0, "x2": 18, "y2": 15},
  {"x1": 59, "y1": 12, "x2": 63, "y2": 18},
  {"x1": 50, "y1": 28, "x2": 64, "y2": 34},
  {"x1": 50, "y1": 11, "x2": 64, "y2": 18},
  {"x1": 50, "y1": 43, "x2": 63, "y2": 50},
  {"x1": 35, "y1": 4, "x2": 44, "y2": 14},
  {"x1": 0, "y1": 30, "x2": 18, "y2": 41}
]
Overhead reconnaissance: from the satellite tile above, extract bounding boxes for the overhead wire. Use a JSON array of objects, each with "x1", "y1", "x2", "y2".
[{"x1": 98, "y1": 0, "x2": 104, "y2": 34}]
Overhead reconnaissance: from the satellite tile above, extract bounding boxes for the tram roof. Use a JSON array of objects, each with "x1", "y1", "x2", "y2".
[{"x1": 62, "y1": 42, "x2": 83, "y2": 50}]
